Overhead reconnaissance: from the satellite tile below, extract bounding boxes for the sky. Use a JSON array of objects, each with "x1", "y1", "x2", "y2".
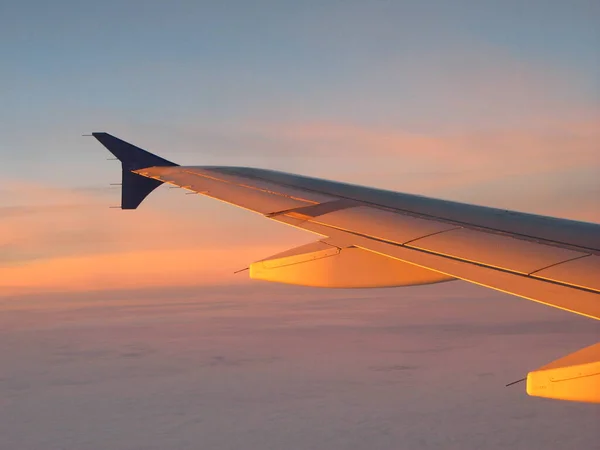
[
  {"x1": 1, "y1": 0, "x2": 599, "y2": 294},
  {"x1": 0, "y1": 1, "x2": 599, "y2": 448}
]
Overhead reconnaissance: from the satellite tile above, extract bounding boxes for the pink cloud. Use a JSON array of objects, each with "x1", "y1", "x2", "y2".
[
  {"x1": 240, "y1": 118, "x2": 600, "y2": 221},
  {"x1": 258, "y1": 118, "x2": 600, "y2": 168},
  {"x1": 0, "y1": 246, "x2": 280, "y2": 297}
]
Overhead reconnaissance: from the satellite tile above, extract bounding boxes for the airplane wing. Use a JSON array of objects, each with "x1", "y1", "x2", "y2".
[{"x1": 92, "y1": 132, "x2": 600, "y2": 403}]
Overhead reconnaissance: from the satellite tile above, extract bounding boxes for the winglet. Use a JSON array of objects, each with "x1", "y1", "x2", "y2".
[{"x1": 92, "y1": 132, "x2": 179, "y2": 209}]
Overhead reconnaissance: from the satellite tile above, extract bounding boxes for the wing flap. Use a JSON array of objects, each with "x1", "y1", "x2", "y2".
[{"x1": 407, "y1": 227, "x2": 588, "y2": 275}]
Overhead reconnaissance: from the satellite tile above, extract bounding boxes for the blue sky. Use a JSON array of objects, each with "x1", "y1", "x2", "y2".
[{"x1": 2, "y1": 1, "x2": 598, "y2": 142}]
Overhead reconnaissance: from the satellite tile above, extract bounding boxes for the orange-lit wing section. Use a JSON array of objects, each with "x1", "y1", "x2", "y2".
[
  {"x1": 250, "y1": 241, "x2": 455, "y2": 288},
  {"x1": 527, "y1": 343, "x2": 600, "y2": 403}
]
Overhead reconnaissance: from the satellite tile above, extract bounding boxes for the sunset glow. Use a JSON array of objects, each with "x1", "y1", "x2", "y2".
[{"x1": 1, "y1": 2, "x2": 599, "y2": 448}]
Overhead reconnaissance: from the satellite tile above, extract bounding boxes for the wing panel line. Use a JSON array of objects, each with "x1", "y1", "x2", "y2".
[{"x1": 528, "y1": 254, "x2": 592, "y2": 276}]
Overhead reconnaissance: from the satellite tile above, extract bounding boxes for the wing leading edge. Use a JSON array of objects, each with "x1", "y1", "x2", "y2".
[{"x1": 93, "y1": 133, "x2": 600, "y2": 403}]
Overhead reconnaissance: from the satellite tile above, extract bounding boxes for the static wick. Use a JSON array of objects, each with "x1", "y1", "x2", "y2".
[
  {"x1": 505, "y1": 377, "x2": 527, "y2": 387},
  {"x1": 233, "y1": 267, "x2": 249, "y2": 274}
]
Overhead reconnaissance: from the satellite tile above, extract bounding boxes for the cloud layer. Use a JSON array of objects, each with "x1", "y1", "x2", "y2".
[{"x1": 1, "y1": 283, "x2": 597, "y2": 450}]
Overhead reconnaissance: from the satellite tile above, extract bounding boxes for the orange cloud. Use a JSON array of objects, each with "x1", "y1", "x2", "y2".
[
  {"x1": 0, "y1": 182, "x2": 312, "y2": 296},
  {"x1": 0, "y1": 246, "x2": 282, "y2": 297}
]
